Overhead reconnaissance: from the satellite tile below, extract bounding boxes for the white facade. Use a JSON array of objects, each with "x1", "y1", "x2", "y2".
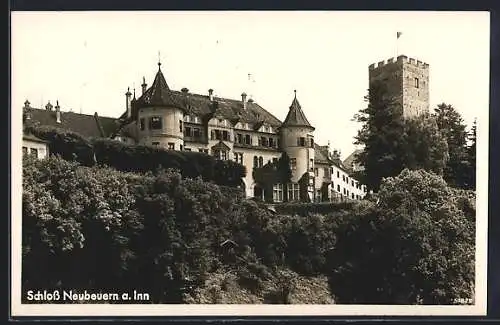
[{"x1": 22, "y1": 137, "x2": 48, "y2": 159}]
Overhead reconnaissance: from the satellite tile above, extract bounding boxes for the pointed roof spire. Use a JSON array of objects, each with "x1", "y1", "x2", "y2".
[
  {"x1": 142, "y1": 76, "x2": 146, "y2": 85},
  {"x1": 134, "y1": 60, "x2": 185, "y2": 111},
  {"x1": 158, "y1": 51, "x2": 162, "y2": 70},
  {"x1": 281, "y1": 90, "x2": 314, "y2": 129},
  {"x1": 125, "y1": 87, "x2": 132, "y2": 96}
]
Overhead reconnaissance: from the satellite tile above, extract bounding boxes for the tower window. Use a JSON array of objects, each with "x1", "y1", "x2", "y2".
[
  {"x1": 179, "y1": 120, "x2": 183, "y2": 132},
  {"x1": 150, "y1": 116, "x2": 163, "y2": 130},
  {"x1": 415, "y1": 77, "x2": 419, "y2": 88},
  {"x1": 140, "y1": 118, "x2": 146, "y2": 131}
]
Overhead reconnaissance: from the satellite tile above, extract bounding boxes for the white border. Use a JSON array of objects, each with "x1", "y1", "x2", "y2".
[{"x1": 10, "y1": 11, "x2": 489, "y2": 317}]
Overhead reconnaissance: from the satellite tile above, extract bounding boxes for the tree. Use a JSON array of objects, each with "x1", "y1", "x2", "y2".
[
  {"x1": 327, "y1": 169, "x2": 475, "y2": 304},
  {"x1": 433, "y1": 103, "x2": 470, "y2": 189},
  {"x1": 403, "y1": 114, "x2": 449, "y2": 176},
  {"x1": 353, "y1": 80, "x2": 406, "y2": 192},
  {"x1": 465, "y1": 119, "x2": 477, "y2": 190}
]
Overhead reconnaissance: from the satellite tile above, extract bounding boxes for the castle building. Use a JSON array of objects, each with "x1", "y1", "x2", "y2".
[
  {"x1": 368, "y1": 55, "x2": 430, "y2": 119},
  {"x1": 21, "y1": 61, "x2": 368, "y2": 203}
]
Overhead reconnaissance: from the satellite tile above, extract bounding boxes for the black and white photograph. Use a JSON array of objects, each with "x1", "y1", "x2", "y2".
[{"x1": 10, "y1": 11, "x2": 489, "y2": 316}]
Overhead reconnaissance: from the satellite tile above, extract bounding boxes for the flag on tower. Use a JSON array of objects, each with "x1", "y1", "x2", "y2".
[{"x1": 397, "y1": 31, "x2": 403, "y2": 39}]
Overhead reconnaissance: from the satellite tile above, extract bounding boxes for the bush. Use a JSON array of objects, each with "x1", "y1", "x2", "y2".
[{"x1": 326, "y1": 169, "x2": 475, "y2": 304}]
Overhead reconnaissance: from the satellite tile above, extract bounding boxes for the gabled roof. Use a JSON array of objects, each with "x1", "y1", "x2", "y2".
[
  {"x1": 211, "y1": 140, "x2": 231, "y2": 152},
  {"x1": 343, "y1": 149, "x2": 364, "y2": 169},
  {"x1": 281, "y1": 91, "x2": 314, "y2": 129},
  {"x1": 23, "y1": 107, "x2": 121, "y2": 138},
  {"x1": 134, "y1": 63, "x2": 185, "y2": 111}
]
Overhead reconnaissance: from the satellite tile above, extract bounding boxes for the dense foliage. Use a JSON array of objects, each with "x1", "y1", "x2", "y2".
[
  {"x1": 24, "y1": 124, "x2": 246, "y2": 187},
  {"x1": 23, "y1": 156, "x2": 475, "y2": 305},
  {"x1": 433, "y1": 103, "x2": 475, "y2": 189},
  {"x1": 327, "y1": 169, "x2": 475, "y2": 304},
  {"x1": 353, "y1": 83, "x2": 475, "y2": 191}
]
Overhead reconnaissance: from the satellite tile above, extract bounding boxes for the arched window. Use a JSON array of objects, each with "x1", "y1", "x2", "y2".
[
  {"x1": 258, "y1": 156, "x2": 263, "y2": 167},
  {"x1": 253, "y1": 156, "x2": 258, "y2": 168}
]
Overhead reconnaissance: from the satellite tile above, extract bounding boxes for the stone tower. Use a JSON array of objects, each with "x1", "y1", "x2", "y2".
[
  {"x1": 280, "y1": 90, "x2": 315, "y2": 201},
  {"x1": 368, "y1": 55, "x2": 430, "y2": 119}
]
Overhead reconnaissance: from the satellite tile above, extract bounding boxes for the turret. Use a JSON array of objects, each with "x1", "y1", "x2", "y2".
[
  {"x1": 133, "y1": 60, "x2": 186, "y2": 150},
  {"x1": 279, "y1": 90, "x2": 315, "y2": 201}
]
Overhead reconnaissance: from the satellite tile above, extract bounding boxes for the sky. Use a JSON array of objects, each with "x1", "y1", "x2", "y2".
[{"x1": 11, "y1": 11, "x2": 490, "y2": 158}]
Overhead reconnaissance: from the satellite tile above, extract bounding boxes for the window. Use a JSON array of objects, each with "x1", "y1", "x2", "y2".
[
  {"x1": 237, "y1": 133, "x2": 242, "y2": 144},
  {"x1": 213, "y1": 149, "x2": 228, "y2": 160},
  {"x1": 324, "y1": 167, "x2": 330, "y2": 178},
  {"x1": 140, "y1": 118, "x2": 146, "y2": 131},
  {"x1": 272, "y1": 158, "x2": 278, "y2": 164},
  {"x1": 258, "y1": 156, "x2": 263, "y2": 167},
  {"x1": 260, "y1": 137, "x2": 268, "y2": 147},
  {"x1": 233, "y1": 152, "x2": 243, "y2": 164},
  {"x1": 288, "y1": 183, "x2": 300, "y2": 201},
  {"x1": 246, "y1": 134, "x2": 252, "y2": 145},
  {"x1": 222, "y1": 130, "x2": 230, "y2": 141},
  {"x1": 343, "y1": 188, "x2": 346, "y2": 195},
  {"x1": 194, "y1": 116, "x2": 200, "y2": 123},
  {"x1": 337, "y1": 185, "x2": 341, "y2": 192},
  {"x1": 337, "y1": 171, "x2": 340, "y2": 178},
  {"x1": 198, "y1": 148, "x2": 208, "y2": 154},
  {"x1": 150, "y1": 116, "x2": 163, "y2": 130},
  {"x1": 273, "y1": 184, "x2": 284, "y2": 203},
  {"x1": 415, "y1": 77, "x2": 419, "y2": 88},
  {"x1": 316, "y1": 190, "x2": 322, "y2": 202},
  {"x1": 346, "y1": 176, "x2": 349, "y2": 183},
  {"x1": 309, "y1": 159, "x2": 314, "y2": 171},
  {"x1": 30, "y1": 148, "x2": 38, "y2": 158},
  {"x1": 168, "y1": 143, "x2": 175, "y2": 150},
  {"x1": 253, "y1": 156, "x2": 259, "y2": 168},
  {"x1": 193, "y1": 128, "x2": 201, "y2": 138},
  {"x1": 310, "y1": 138, "x2": 314, "y2": 148},
  {"x1": 152, "y1": 141, "x2": 160, "y2": 146},
  {"x1": 290, "y1": 158, "x2": 297, "y2": 171},
  {"x1": 184, "y1": 148, "x2": 191, "y2": 152},
  {"x1": 347, "y1": 190, "x2": 350, "y2": 197},
  {"x1": 179, "y1": 120, "x2": 183, "y2": 132},
  {"x1": 180, "y1": 144, "x2": 183, "y2": 151},
  {"x1": 351, "y1": 180, "x2": 354, "y2": 187},
  {"x1": 269, "y1": 138, "x2": 274, "y2": 147},
  {"x1": 22, "y1": 147, "x2": 28, "y2": 155},
  {"x1": 314, "y1": 168, "x2": 319, "y2": 177},
  {"x1": 351, "y1": 193, "x2": 355, "y2": 199},
  {"x1": 297, "y1": 137, "x2": 306, "y2": 146},
  {"x1": 184, "y1": 126, "x2": 192, "y2": 137}
]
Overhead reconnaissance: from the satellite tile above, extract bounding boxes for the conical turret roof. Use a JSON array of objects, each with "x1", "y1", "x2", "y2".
[
  {"x1": 281, "y1": 90, "x2": 314, "y2": 129},
  {"x1": 135, "y1": 62, "x2": 185, "y2": 111}
]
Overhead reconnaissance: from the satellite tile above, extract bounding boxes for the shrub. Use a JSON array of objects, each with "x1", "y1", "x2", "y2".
[{"x1": 326, "y1": 169, "x2": 475, "y2": 304}]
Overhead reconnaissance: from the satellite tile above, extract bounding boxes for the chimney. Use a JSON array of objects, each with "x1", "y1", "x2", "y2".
[
  {"x1": 208, "y1": 89, "x2": 214, "y2": 101},
  {"x1": 125, "y1": 87, "x2": 132, "y2": 119},
  {"x1": 23, "y1": 100, "x2": 31, "y2": 120},
  {"x1": 45, "y1": 101, "x2": 53, "y2": 111},
  {"x1": 181, "y1": 87, "x2": 189, "y2": 94},
  {"x1": 141, "y1": 77, "x2": 147, "y2": 95},
  {"x1": 55, "y1": 100, "x2": 61, "y2": 123},
  {"x1": 241, "y1": 92, "x2": 247, "y2": 110}
]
